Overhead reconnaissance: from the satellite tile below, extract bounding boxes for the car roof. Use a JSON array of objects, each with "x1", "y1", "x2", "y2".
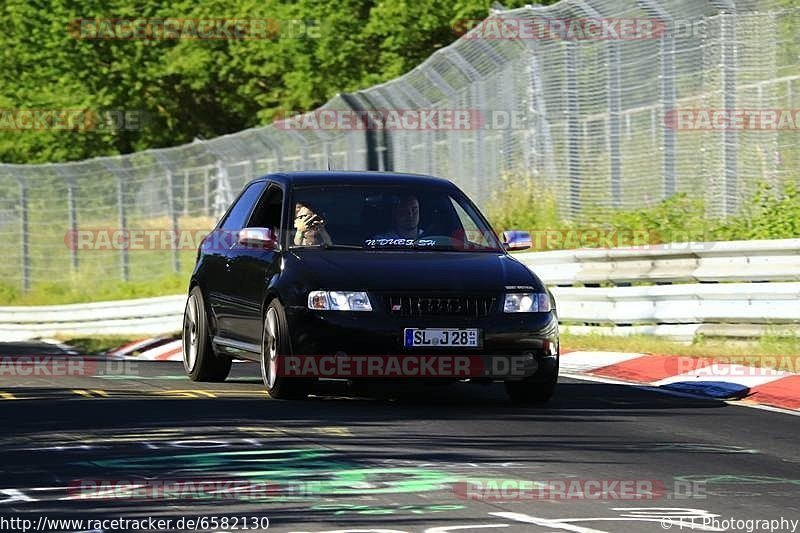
[{"x1": 252, "y1": 170, "x2": 455, "y2": 189}]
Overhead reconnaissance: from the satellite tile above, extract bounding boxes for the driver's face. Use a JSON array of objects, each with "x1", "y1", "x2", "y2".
[{"x1": 393, "y1": 198, "x2": 419, "y2": 231}]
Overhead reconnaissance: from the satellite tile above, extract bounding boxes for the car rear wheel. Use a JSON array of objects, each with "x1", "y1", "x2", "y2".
[
  {"x1": 261, "y1": 300, "x2": 312, "y2": 399},
  {"x1": 183, "y1": 286, "x2": 232, "y2": 382}
]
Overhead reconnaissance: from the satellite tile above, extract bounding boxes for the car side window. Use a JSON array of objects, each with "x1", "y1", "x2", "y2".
[
  {"x1": 219, "y1": 182, "x2": 267, "y2": 231},
  {"x1": 248, "y1": 185, "x2": 284, "y2": 233}
]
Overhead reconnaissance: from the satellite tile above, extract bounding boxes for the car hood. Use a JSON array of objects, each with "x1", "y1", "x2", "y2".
[{"x1": 288, "y1": 250, "x2": 544, "y2": 293}]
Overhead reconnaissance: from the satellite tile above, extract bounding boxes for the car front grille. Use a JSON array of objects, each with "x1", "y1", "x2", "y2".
[{"x1": 382, "y1": 294, "x2": 498, "y2": 317}]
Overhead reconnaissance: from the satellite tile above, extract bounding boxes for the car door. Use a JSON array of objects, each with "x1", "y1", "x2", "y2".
[
  {"x1": 224, "y1": 182, "x2": 285, "y2": 346},
  {"x1": 204, "y1": 180, "x2": 267, "y2": 341}
]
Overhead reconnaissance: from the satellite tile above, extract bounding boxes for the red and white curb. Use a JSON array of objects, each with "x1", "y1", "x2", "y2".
[
  {"x1": 136, "y1": 339, "x2": 183, "y2": 361},
  {"x1": 106, "y1": 337, "x2": 171, "y2": 358},
  {"x1": 561, "y1": 351, "x2": 800, "y2": 412}
]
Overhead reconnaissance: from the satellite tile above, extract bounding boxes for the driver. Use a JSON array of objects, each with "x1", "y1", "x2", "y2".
[
  {"x1": 294, "y1": 202, "x2": 333, "y2": 246},
  {"x1": 373, "y1": 194, "x2": 425, "y2": 240}
]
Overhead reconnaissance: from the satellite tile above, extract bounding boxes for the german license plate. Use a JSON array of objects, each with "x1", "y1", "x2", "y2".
[{"x1": 404, "y1": 328, "x2": 481, "y2": 348}]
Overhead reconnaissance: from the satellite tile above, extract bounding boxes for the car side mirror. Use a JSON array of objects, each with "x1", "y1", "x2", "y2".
[
  {"x1": 502, "y1": 230, "x2": 532, "y2": 252},
  {"x1": 238, "y1": 227, "x2": 279, "y2": 250}
]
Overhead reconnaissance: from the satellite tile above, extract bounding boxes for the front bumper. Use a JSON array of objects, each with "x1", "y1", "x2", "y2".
[{"x1": 284, "y1": 306, "x2": 559, "y2": 380}]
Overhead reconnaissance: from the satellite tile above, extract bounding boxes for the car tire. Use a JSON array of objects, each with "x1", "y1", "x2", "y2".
[
  {"x1": 504, "y1": 365, "x2": 558, "y2": 405},
  {"x1": 183, "y1": 286, "x2": 232, "y2": 382},
  {"x1": 261, "y1": 300, "x2": 312, "y2": 400}
]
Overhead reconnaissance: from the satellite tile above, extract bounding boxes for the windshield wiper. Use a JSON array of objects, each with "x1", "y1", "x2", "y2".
[{"x1": 321, "y1": 243, "x2": 364, "y2": 250}]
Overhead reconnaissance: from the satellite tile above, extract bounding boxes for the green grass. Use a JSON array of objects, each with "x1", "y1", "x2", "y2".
[
  {"x1": 0, "y1": 274, "x2": 188, "y2": 306},
  {"x1": 54, "y1": 334, "x2": 151, "y2": 354},
  {"x1": 561, "y1": 332, "x2": 800, "y2": 371}
]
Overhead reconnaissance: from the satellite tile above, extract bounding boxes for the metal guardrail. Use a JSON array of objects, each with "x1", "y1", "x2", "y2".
[
  {"x1": 515, "y1": 239, "x2": 800, "y2": 285},
  {"x1": 515, "y1": 238, "x2": 800, "y2": 339},
  {"x1": 0, "y1": 295, "x2": 185, "y2": 341},
  {"x1": 0, "y1": 239, "x2": 798, "y2": 341}
]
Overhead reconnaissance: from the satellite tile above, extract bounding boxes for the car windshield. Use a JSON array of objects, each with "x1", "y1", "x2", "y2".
[{"x1": 289, "y1": 185, "x2": 503, "y2": 252}]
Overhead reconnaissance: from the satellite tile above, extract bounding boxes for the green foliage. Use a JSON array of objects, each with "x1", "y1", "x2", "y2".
[
  {"x1": 585, "y1": 193, "x2": 711, "y2": 245},
  {"x1": 713, "y1": 182, "x2": 800, "y2": 241},
  {"x1": 485, "y1": 175, "x2": 800, "y2": 251},
  {"x1": 0, "y1": 0, "x2": 558, "y2": 164},
  {"x1": 484, "y1": 172, "x2": 564, "y2": 236}
]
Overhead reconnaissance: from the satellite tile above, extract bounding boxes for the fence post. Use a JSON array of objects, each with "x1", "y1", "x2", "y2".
[
  {"x1": 165, "y1": 169, "x2": 181, "y2": 274},
  {"x1": 67, "y1": 176, "x2": 79, "y2": 271},
  {"x1": 608, "y1": 41, "x2": 622, "y2": 208},
  {"x1": 323, "y1": 141, "x2": 333, "y2": 170},
  {"x1": 115, "y1": 172, "x2": 130, "y2": 282},
  {"x1": 470, "y1": 82, "x2": 487, "y2": 204},
  {"x1": 360, "y1": 92, "x2": 393, "y2": 171},
  {"x1": 214, "y1": 160, "x2": 232, "y2": 219},
  {"x1": 183, "y1": 169, "x2": 189, "y2": 217},
  {"x1": 524, "y1": 40, "x2": 556, "y2": 183},
  {"x1": 203, "y1": 166, "x2": 210, "y2": 217},
  {"x1": 341, "y1": 93, "x2": 380, "y2": 171},
  {"x1": 719, "y1": 6, "x2": 739, "y2": 215},
  {"x1": 638, "y1": 0, "x2": 676, "y2": 199},
  {"x1": 565, "y1": 42, "x2": 581, "y2": 216},
  {"x1": 55, "y1": 168, "x2": 80, "y2": 272},
  {"x1": 16, "y1": 178, "x2": 30, "y2": 292}
]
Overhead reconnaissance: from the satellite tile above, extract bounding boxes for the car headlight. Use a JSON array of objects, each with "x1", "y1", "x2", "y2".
[
  {"x1": 308, "y1": 291, "x2": 373, "y2": 311},
  {"x1": 503, "y1": 293, "x2": 551, "y2": 313}
]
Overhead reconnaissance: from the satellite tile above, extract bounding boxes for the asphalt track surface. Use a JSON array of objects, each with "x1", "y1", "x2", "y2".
[{"x1": 1, "y1": 352, "x2": 799, "y2": 533}]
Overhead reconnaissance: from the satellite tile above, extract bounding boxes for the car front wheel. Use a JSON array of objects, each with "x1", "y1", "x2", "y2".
[
  {"x1": 504, "y1": 360, "x2": 558, "y2": 405},
  {"x1": 261, "y1": 300, "x2": 312, "y2": 399}
]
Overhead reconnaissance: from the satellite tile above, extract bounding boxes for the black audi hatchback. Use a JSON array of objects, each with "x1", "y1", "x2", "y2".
[{"x1": 182, "y1": 171, "x2": 559, "y2": 403}]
